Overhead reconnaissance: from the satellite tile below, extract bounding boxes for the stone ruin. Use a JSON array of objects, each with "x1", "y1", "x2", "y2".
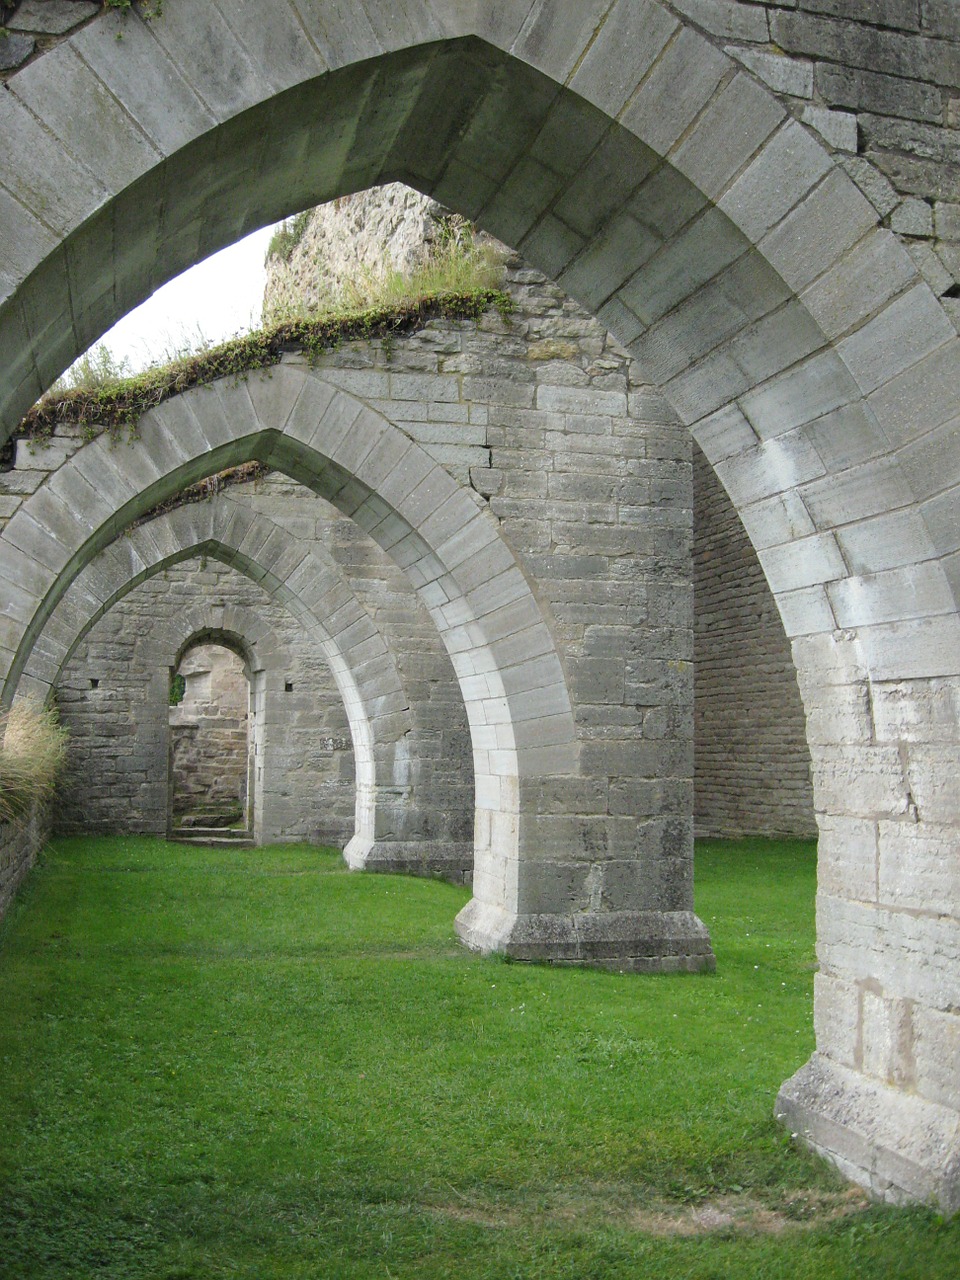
[{"x1": 0, "y1": 0, "x2": 958, "y2": 1214}]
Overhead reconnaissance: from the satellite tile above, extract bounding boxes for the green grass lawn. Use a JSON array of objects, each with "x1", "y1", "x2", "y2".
[{"x1": 0, "y1": 836, "x2": 956, "y2": 1278}]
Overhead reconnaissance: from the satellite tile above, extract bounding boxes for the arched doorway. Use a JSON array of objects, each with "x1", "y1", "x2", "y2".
[{"x1": 168, "y1": 638, "x2": 252, "y2": 840}]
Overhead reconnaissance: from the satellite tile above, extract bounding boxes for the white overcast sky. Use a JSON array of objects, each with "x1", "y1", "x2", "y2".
[{"x1": 95, "y1": 222, "x2": 279, "y2": 372}]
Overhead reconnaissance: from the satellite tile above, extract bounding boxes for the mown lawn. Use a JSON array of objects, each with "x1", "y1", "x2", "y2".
[{"x1": 0, "y1": 836, "x2": 955, "y2": 1278}]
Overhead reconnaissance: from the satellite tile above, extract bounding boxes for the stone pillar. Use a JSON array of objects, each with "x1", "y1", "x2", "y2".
[{"x1": 775, "y1": 639, "x2": 960, "y2": 1213}]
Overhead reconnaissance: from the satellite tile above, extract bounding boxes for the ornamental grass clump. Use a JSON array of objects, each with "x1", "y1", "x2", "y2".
[{"x1": 0, "y1": 702, "x2": 68, "y2": 826}]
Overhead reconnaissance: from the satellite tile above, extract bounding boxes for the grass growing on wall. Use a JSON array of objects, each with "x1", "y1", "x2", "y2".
[
  {"x1": 20, "y1": 288, "x2": 513, "y2": 447},
  {"x1": 0, "y1": 836, "x2": 956, "y2": 1278},
  {"x1": 264, "y1": 214, "x2": 509, "y2": 325},
  {"x1": 23, "y1": 213, "x2": 510, "y2": 449}
]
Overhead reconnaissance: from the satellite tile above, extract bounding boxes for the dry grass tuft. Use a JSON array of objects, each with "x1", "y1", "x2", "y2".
[
  {"x1": 263, "y1": 217, "x2": 509, "y2": 326},
  {"x1": 0, "y1": 702, "x2": 68, "y2": 825}
]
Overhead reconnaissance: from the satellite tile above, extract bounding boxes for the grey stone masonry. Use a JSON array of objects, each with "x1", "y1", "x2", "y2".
[
  {"x1": 169, "y1": 643, "x2": 251, "y2": 829},
  {"x1": 0, "y1": 261, "x2": 716, "y2": 976},
  {"x1": 693, "y1": 444, "x2": 816, "y2": 837},
  {"x1": 657, "y1": 1, "x2": 960, "y2": 328},
  {"x1": 4, "y1": 3, "x2": 960, "y2": 324},
  {"x1": 0, "y1": 800, "x2": 48, "y2": 916},
  {"x1": 56, "y1": 555, "x2": 360, "y2": 847},
  {"x1": 2, "y1": 0, "x2": 960, "y2": 1208},
  {"x1": 270, "y1": 188, "x2": 817, "y2": 846}
]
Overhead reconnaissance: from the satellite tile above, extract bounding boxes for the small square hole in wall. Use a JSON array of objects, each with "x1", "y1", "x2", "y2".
[
  {"x1": 89, "y1": 678, "x2": 100, "y2": 690},
  {"x1": 284, "y1": 681, "x2": 294, "y2": 693}
]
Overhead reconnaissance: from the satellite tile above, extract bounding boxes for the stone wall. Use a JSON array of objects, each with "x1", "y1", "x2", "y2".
[
  {"x1": 664, "y1": 1, "x2": 960, "y2": 329},
  {"x1": 264, "y1": 183, "x2": 448, "y2": 319},
  {"x1": 265, "y1": 189, "x2": 816, "y2": 841},
  {"x1": 6, "y1": 249, "x2": 815, "y2": 849},
  {"x1": 0, "y1": 804, "x2": 48, "y2": 919},
  {"x1": 693, "y1": 444, "x2": 816, "y2": 837},
  {"x1": 236, "y1": 474, "x2": 476, "y2": 858},
  {"x1": 55, "y1": 555, "x2": 359, "y2": 846},
  {"x1": 50, "y1": 467, "x2": 479, "y2": 855}
]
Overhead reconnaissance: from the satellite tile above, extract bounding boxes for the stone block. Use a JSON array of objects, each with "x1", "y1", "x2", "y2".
[
  {"x1": 904, "y1": 240, "x2": 956, "y2": 296},
  {"x1": 813, "y1": 972, "x2": 861, "y2": 1070},
  {"x1": 801, "y1": 105, "x2": 858, "y2": 153},
  {"x1": 620, "y1": 207, "x2": 748, "y2": 327},
  {"x1": 621, "y1": 25, "x2": 730, "y2": 156},
  {"x1": 838, "y1": 284, "x2": 955, "y2": 397},
  {"x1": 891, "y1": 197, "x2": 936, "y2": 236},
  {"x1": 803, "y1": 678, "x2": 874, "y2": 746},
  {"x1": 512, "y1": 0, "x2": 614, "y2": 83},
  {"x1": 10, "y1": 1, "x2": 98, "y2": 34},
  {"x1": 734, "y1": 46, "x2": 814, "y2": 97},
  {"x1": 804, "y1": 455, "x2": 915, "y2": 529},
  {"x1": 714, "y1": 430, "x2": 826, "y2": 508},
  {"x1": 866, "y1": 340, "x2": 960, "y2": 443},
  {"x1": 818, "y1": 61, "x2": 941, "y2": 124},
  {"x1": 914, "y1": 1007, "x2": 960, "y2": 1111},
  {"x1": 0, "y1": 90, "x2": 105, "y2": 238},
  {"x1": 775, "y1": 584, "x2": 836, "y2": 636},
  {"x1": 839, "y1": 506, "x2": 936, "y2": 578},
  {"x1": 801, "y1": 227, "x2": 919, "y2": 340},
  {"x1": 0, "y1": 32, "x2": 34, "y2": 71},
  {"x1": 139, "y1": 0, "x2": 274, "y2": 121},
  {"x1": 829, "y1": 563, "x2": 954, "y2": 630},
  {"x1": 811, "y1": 743, "x2": 910, "y2": 819},
  {"x1": 817, "y1": 897, "x2": 960, "y2": 1013},
  {"x1": 773, "y1": 9, "x2": 960, "y2": 84},
  {"x1": 12, "y1": 45, "x2": 162, "y2": 191},
  {"x1": 861, "y1": 990, "x2": 913, "y2": 1086},
  {"x1": 672, "y1": 0, "x2": 768, "y2": 41},
  {"x1": 720, "y1": 119, "x2": 832, "y2": 242},
  {"x1": 674, "y1": 73, "x2": 785, "y2": 202},
  {"x1": 858, "y1": 615, "x2": 960, "y2": 682},
  {"x1": 893, "y1": 414, "x2": 960, "y2": 502},
  {"x1": 569, "y1": 0, "x2": 677, "y2": 118},
  {"x1": 760, "y1": 168, "x2": 878, "y2": 293},
  {"x1": 741, "y1": 489, "x2": 816, "y2": 549},
  {"x1": 902, "y1": 744, "x2": 960, "y2": 825},
  {"x1": 839, "y1": 155, "x2": 901, "y2": 219},
  {"x1": 878, "y1": 821, "x2": 960, "y2": 917},
  {"x1": 206, "y1": 0, "x2": 327, "y2": 93},
  {"x1": 818, "y1": 814, "x2": 879, "y2": 901}
]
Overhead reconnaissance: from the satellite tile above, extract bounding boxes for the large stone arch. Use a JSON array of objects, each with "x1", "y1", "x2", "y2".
[
  {"x1": 1, "y1": 0, "x2": 958, "y2": 1209},
  {"x1": 32, "y1": 495, "x2": 473, "y2": 874},
  {"x1": 0, "y1": 366, "x2": 719, "y2": 975}
]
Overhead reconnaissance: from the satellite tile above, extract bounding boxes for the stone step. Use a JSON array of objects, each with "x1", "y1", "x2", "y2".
[{"x1": 169, "y1": 829, "x2": 255, "y2": 849}]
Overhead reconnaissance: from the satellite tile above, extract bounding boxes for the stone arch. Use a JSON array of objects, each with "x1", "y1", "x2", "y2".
[
  {"x1": 0, "y1": 368, "x2": 698, "y2": 973},
  {"x1": 0, "y1": 0, "x2": 957, "y2": 1208},
  {"x1": 34, "y1": 494, "x2": 474, "y2": 875}
]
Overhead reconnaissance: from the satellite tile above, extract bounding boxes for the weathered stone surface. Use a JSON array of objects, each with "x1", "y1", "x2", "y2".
[
  {"x1": 9, "y1": 2, "x2": 97, "y2": 35},
  {"x1": 801, "y1": 104, "x2": 858, "y2": 151},
  {"x1": 0, "y1": 32, "x2": 33, "y2": 71},
  {"x1": 693, "y1": 446, "x2": 815, "y2": 838},
  {"x1": 0, "y1": 803, "x2": 48, "y2": 916},
  {"x1": 777, "y1": 1055, "x2": 960, "y2": 1214}
]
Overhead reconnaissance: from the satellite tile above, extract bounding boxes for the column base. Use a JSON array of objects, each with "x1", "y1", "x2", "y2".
[
  {"x1": 454, "y1": 898, "x2": 715, "y2": 972},
  {"x1": 776, "y1": 1053, "x2": 960, "y2": 1215},
  {"x1": 342, "y1": 835, "x2": 473, "y2": 884}
]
